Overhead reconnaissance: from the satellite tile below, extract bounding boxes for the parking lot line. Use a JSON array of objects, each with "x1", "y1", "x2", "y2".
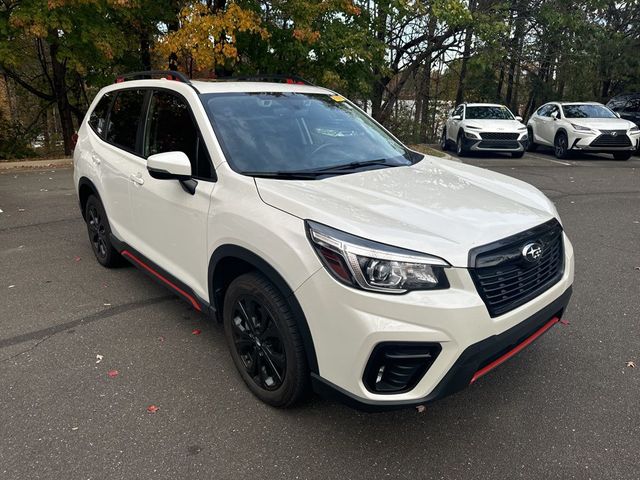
[{"x1": 525, "y1": 153, "x2": 572, "y2": 166}]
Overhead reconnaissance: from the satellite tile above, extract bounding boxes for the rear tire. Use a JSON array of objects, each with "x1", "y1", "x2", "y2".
[
  {"x1": 613, "y1": 152, "x2": 631, "y2": 161},
  {"x1": 223, "y1": 272, "x2": 309, "y2": 408},
  {"x1": 527, "y1": 127, "x2": 538, "y2": 152},
  {"x1": 554, "y1": 132, "x2": 570, "y2": 159},
  {"x1": 456, "y1": 131, "x2": 468, "y2": 157},
  {"x1": 85, "y1": 195, "x2": 121, "y2": 268}
]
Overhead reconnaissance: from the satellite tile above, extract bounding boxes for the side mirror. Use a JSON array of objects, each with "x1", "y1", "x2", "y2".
[
  {"x1": 614, "y1": 112, "x2": 621, "y2": 118},
  {"x1": 147, "y1": 151, "x2": 197, "y2": 194},
  {"x1": 452, "y1": 114, "x2": 462, "y2": 121},
  {"x1": 550, "y1": 111, "x2": 559, "y2": 120},
  {"x1": 515, "y1": 115, "x2": 523, "y2": 122}
]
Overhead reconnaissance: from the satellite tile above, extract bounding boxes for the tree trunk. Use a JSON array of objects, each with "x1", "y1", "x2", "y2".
[
  {"x1": 49, "y1": 38, "x2": 75, "y2": 155},
  {"x1": 455, "y1": 0, "x2": 476, "y2": 105},
  {"x1": 140, "y1": 29, "x2": 151, "y2": 70}
]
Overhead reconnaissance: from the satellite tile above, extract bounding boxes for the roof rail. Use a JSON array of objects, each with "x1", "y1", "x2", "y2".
[
  {"x1": 115, "y1": 70, "x2": 192, "y2": 85},
  {"x1": 207, "y1": 74, "x2": 316, "y2": 86},
  {"x1": 114, "y1": 70, "x2": 202, "y2": 93}
]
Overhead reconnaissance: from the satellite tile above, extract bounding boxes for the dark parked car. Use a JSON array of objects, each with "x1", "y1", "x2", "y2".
[{"x1": 606, "y1": 93, "x2": 640, "y2": 128}]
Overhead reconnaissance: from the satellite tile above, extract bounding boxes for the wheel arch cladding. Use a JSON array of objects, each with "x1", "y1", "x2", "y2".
[
  {"x1": 78, "y1": 177, "x2": 100, "y2": 220},
  {"x1": 208, "y1": 245, "x2": 319, "y2": 374}
]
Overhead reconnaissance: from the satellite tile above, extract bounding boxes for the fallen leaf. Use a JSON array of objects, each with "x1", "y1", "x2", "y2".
[
  {"x1": 626, "y1": 361, "x2": 636, "y2": 368},
  {"x1": 103, "y1": 303, "x2": 111, "y2": 306},
  {"x1": 147, "y1": 405, "x2": 160, "y2": 413},
  {"x1": 71, "y1": 427, "x2": 79, "y2": 431},
  {"x1": 158, "y1": 336, "x2": 166, "y2": 342},
  {"x1": 74, "y1": 256, "x2": 81, "y2": 262},
  {"x1": 107, "y1": 370, "x2": 119, "y2": 378},
  {"x1": 18, "y1": 208, "x2": 25, "y2": 212},
  {"x1": 634, "y1": 267, "x2": 640, "y2": 271},
  {"x1": 96, "y1": 354, "x2": 103, "y2": 364},
  {"x1": 8, "y1": 285, "x2": 15, "y2": 289},
  {"x1": 416, "y1": 405, "x2": 427, "y2": 413},
  {"x1": 192, "y1": 329, "x2": 201, "y2": 335}
]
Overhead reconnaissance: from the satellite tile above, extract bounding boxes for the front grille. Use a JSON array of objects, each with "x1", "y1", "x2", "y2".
[
  {"x1": 591, "y1": 131, "x2": 631, "y2": 147},
  {"x1": 469, "y1": 219, "x2": 564, "y2": 317},
  {"x1": 480, "y1": 132, "x2": 519, "y2": 140},
  {"x1": 478, "y1": 141, "x2": 520, "y2": 149}
]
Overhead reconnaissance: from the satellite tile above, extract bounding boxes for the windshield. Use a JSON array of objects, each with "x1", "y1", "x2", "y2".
[
  {"x1": 201, "y1": 92, "x2": 414, "y2": 175},
  {"x1": 562, "y1": 104, "x2": 616, "y2": 119},
  {"x1": 465, "y1": 106, "x2": 514, "y2": 120}
]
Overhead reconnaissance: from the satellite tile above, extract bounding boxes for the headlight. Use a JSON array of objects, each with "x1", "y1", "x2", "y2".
[
  {"x1": 465, "y1": 130, "x2": 480, "y2": 139},
  {"x1": 570, "y1": 123, "x2": 594, "y2": 132},
  {"x1": 306, "y1": 221, "x2": 450, "y2": 293},
  {"x1": 630, "y1": 126, "x2": 640, "y2": 133}
]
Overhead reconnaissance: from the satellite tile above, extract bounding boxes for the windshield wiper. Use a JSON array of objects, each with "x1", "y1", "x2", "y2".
[
  {"x1": 240, "y1": 170, "x2": 324, "y2": 179},
  {"x1": 309, "y1": 158, "x2": 396, "y2": 172}
]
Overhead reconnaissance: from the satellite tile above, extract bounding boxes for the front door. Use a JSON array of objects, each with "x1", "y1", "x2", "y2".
[{"x1": 127, "y1": 90, "x2": 216, "y2": 301}]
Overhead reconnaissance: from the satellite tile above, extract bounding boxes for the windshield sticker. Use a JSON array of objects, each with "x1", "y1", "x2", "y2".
[{"x1": 330, "y1": 95, "x2": 346, "y2": 102}]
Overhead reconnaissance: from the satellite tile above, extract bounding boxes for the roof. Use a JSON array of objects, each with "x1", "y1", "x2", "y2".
[
  {"x1": 549, "y1": 101, "x2": 604, "y2": 106},
  {"x1": 107, "y1": 77, "x2": 333, "y2": 96},
  {"x1": 191, "y1": 80, "x2": 332, "y2": 95},
  {"x1": 464, "y1": 103, "x2": 508, "y2": 108}
]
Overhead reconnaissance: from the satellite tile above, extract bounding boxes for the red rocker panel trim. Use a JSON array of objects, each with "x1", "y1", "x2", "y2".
[
  {"x1": 121, "y1": 250, "x2": 202, "y2": 312},
  {"x1": 470, "y1": 317, "x2": 560, "y2": 384}
]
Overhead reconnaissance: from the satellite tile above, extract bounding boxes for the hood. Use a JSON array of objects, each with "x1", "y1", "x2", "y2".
[
  {"x1": 565, "y1": 117, "x2": 635, "y2": 130},
  {"x1": 465, "y1": 119, "x2": 525, "y2": 131},
  {"x1": 255, "y1": 157, "x2": 557, "y2": 267}
]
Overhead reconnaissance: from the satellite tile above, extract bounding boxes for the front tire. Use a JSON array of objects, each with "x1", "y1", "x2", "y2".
[
  {"x1": 456, "y1": 131, "x2": 468, "y2": 157},
  {"x1": 512, "y1": 151, "x2": 525, "y2": 158},
  {"x1": 554, "y1": 132, "x2": 570, "y2": 159},
  {"x1": 85, "y1": 195, "x2": 121, "y2": 268},
  {"x1": 613, "y1": 152, "x2": 631, "y2": 161},
  {"x1": 440, "y1": 128, "x2": 448, "y2": 151},
  {"x1": 223, "y1": 272, "x2": 309, "y2": 408}
]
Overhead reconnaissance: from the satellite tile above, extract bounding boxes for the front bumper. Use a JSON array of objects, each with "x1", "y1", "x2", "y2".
[
  {"x1": 296, "y1": 234, "x2": 574, "y2": 410},
  {"x1": 569, "y1": 131, "x2": 640, "y2": 152},
  {"x1": 462, "y1": 136, "x2": 528, "y2": 152}
]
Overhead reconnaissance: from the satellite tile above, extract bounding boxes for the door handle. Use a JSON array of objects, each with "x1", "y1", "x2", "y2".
[{"x1": 129, "y1": 173, "x2": 144, "y2": 185}]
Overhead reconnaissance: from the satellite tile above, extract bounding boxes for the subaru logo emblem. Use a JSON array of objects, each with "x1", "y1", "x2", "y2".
[{"x1": 522, "y1": 242, "x2": 543, "y2": 263}]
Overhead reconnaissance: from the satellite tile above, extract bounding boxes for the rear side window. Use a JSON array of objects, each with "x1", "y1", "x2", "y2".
[
  {"x1": 88, "y1": 92, "x2": 112, "y2": 138},
  {"x1": 143, "y1": 91, "x2": 213, "y2": 179},
  {"x1": 106, "y1": 89, "x2": 145, "y2": 153}
]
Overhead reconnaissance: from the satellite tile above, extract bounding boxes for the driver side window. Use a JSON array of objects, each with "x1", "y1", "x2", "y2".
[
  {"x1": 453, "y1": 105, "x2": 464, "y2": 118},
  {"x1": 144, "y1": 91, "x2": 214, "y2": 180}
]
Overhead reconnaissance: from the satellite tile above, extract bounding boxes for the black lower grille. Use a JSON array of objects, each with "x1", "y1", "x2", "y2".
[
  {"x1": 478, "y1": 141, "x2": 520, "y2": 149},
  {"x1": 591, "y1": 131, "x2": 631, "y2": 147},
  {"x1": 469, "y1": 219, "x2": 564, "y2": 317},
  {"x1": 480, "y1": 132, "x2": 519, "y2": 140}
]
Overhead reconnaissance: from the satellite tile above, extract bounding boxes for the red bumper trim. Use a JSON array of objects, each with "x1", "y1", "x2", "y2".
[
  {"x1": 121, "y1": 250, "x2": 202, "y2": 312},
  {"x1": 470, "y1": 316, "x2": 560, "y2": 384}
]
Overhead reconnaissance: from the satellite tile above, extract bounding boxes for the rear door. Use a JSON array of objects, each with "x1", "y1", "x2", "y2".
[
  {"x1": 94, "y1": 89, "x2": 146, "y2": 242},
  {"x1": 127, "y1": 89, "x2": 216, "y2": 300}
]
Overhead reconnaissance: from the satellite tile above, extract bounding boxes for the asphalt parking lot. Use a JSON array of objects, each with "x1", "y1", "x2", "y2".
[{"x1": 1, "y1": 150, "x2": 639, "y2": 480}]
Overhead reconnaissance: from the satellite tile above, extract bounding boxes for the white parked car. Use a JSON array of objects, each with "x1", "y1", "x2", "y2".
[
  {"x1": 441, "y1": 103, "x2": 529, "y2": 157},
  {"x1": 527, "y1": 101, "x2": 640, "y2": 160},
  {"x1": 74, "y1": 72, "x2": 574, "y2": 410}
]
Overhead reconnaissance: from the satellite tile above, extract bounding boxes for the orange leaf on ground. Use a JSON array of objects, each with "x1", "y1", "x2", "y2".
[
  {"x1": 107, "y1": 370, "x2": 119, "y2": 378},
  {"x1": 147, "y1": 405, "x2": 160, "y2": 413},
  {"x1": 192, "y1": 329, "x2": 201, "y2": 335}
]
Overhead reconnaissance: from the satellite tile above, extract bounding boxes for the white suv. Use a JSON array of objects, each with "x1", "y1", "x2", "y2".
[
  {"x1": 441, "y1": 103, "x2": 528, "y2": 157},
  {"x1": 74, "y1": 72, "x2": 574, "y2": 410},
  {"x1": 527, "y1": 101, "x2": 640, "y2": 160}
]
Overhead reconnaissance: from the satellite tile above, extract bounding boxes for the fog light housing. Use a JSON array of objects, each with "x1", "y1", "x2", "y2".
[{"x1": 363, "y1": 343, "x2": 442, "y2": 394}]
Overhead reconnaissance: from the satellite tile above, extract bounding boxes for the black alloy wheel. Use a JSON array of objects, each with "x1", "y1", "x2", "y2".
[
  {"x1": 223, "y1": 272, "x2": 309, "y2": 407},
  {"x1": 230, "y1": 295, "x2": 286, "y2": 391},
  {"x1": 85, "y1": 195, "x2": 120, "y2": 267}
]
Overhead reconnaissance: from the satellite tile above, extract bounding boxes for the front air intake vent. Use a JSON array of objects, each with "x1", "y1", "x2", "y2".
[{"x1": 363, "y1": 343, "x2": 442, "y2": 394}]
